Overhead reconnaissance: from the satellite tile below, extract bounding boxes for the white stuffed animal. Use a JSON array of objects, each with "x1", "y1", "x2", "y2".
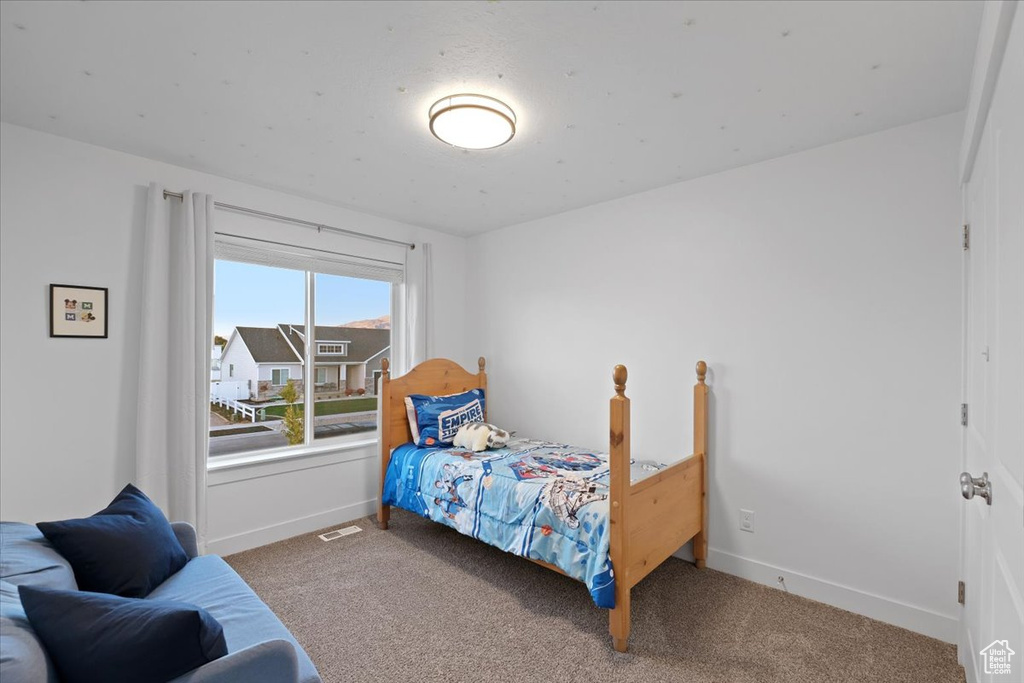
[{"x1": 453, "y1": 423, "x2": 512, "y2": 452}]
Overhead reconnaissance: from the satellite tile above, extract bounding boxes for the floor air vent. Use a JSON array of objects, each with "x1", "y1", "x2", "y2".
[{"x1": 319, "y1": 526, "x2": 362, "y2": 542}]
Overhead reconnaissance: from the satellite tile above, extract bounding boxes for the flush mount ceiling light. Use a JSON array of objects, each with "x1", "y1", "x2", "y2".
[{"x1": 428, "y1": 94, "x2": 516, "y2": 150}]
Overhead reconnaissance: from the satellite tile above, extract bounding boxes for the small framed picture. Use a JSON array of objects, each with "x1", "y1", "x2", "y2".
[{"x1": 50, "y1": 284, "x2": 108, "y2": 338}]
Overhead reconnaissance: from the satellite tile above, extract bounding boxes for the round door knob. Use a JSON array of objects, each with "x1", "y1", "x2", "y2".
[{"x1": 959, "y1": 471, "x2": 992, "y2": 505}]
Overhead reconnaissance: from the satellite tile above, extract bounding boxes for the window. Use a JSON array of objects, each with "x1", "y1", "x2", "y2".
[
  {"x1": 317, "y1": 343, "x2": 347, "y2": 355},
  {"x1": 312, "y1": 273, "x2": 390, "y2": 442},
  {"x1": 209, "y1": 239, "x2": 397, "y2": 460}
]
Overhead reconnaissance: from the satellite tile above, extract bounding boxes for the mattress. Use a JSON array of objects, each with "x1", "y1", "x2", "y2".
[{"x1": 381, "y1": 438, "x2": 667, "y2": 607}]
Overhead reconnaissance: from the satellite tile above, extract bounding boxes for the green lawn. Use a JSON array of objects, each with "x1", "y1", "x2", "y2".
[{"x1": 262, "y1": 397, "x2": 377, "y2": 418}]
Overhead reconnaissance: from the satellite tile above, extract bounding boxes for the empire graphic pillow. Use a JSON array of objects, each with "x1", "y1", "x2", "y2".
[{"x1": 405, "y1": 389, "x2": 486, "y2": 447}]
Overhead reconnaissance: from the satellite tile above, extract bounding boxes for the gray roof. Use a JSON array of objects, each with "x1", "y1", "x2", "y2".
[
  {"x1": 234, "y1": 327, "x2": 302, "y2": 363},
  {"x1": 276, "y1": 324, "x2": 390, "y2": 364},
  {"x1": 279, "y1": 325, "x2": 306, "y2": 361}
]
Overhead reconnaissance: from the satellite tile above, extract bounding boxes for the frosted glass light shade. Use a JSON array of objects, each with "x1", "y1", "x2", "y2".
[{"x1": 428, "y1": 94, "x2": 516, "y2": 150}]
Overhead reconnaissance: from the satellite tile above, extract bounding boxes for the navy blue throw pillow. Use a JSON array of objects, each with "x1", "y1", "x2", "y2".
[
  {"x1": 18, "y1": 585, "x2": 228, "y2": 683},
  {"x1": 37, "y1": 484, "x2": 188, "y2": 597}
]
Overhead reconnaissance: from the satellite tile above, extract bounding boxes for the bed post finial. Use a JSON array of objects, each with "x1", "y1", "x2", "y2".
[
  {"x1": 382, "y1": 357, "x2": 390, "y2": 379},
  {"x1": 478, "y1": 356, "x2": 486, "y2": 373},
  {"x1": 696, "y1": 360, "x2": 707, "y2": 385},
  {"x1": 613, "y1": 364, "x2": 628, "y2": 396}
]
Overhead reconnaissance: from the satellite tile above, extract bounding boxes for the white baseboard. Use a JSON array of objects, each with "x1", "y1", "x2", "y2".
[
  {"x1": 960, "y1": 620, "x2": 980, "y2": 683},
  {"x1": 206, "y1": 498, "x2": 377, "y2": 556},
  {"x1": 674, "y1": 546, "x2": 958, "y2": 643}
]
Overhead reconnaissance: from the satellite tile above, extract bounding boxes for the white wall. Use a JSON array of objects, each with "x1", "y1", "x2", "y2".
[
  {"x1": 467, "y1": 113, "x2": 964, "y2": 641},
  {"x1": 1, "y1": 114, "x2": 965, "y2": 640},
  {"x1": 220, "y1": 334, "x2": 258, "y2": 387},
  {"x1": 0, "y1": 122, "x2": 469, "y2": 552}
]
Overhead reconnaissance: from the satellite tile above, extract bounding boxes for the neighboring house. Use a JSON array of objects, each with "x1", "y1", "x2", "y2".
[{"x1": 219, "y1": 324, "x2": 390, "y2": 401}]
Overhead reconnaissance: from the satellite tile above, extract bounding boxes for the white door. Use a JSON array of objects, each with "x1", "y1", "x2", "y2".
[{"x1": 959, "y1": 8, "x2": 1024, "y2": 682}]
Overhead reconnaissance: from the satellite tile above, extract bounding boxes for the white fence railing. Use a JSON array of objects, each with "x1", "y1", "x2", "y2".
[
  {"x1": 211, "y1": 380, "x2": 249, "y2": 401},
  {"x1": 211, "y1": 396, "x2": 258, "y2": 423}
]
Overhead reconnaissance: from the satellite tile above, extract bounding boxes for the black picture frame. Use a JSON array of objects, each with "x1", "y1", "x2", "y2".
[{"x1": 49, "y1": 284, "x2": 109, "y2": 339}]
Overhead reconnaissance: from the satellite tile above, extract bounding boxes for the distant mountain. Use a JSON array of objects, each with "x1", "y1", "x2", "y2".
[{"x1": 340, "y1": 315, "x2": 390, "y2": 330}]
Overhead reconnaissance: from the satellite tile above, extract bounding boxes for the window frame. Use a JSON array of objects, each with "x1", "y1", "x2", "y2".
[
  {"x1": 209, "y1": 243, "x2": 400, "y2": 466},
  {"x1": 270, "y1": 367, "x2": 291, "y2": 387},
  {"x1": 316, "y1": 342, "x2": 348, "y2": 355}
]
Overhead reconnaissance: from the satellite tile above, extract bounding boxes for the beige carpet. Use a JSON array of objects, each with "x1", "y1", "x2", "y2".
[{"x1": 225, "y1": 509, "x2": 964, "y2": 683}]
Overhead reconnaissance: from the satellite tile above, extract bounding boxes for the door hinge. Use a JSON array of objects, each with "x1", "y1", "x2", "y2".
[
  {"x1": 958, "y1": 580, "x2": 966, "y2": 605},
  {"x1": 963, "y1": 223, "x2": 970, "y2": 250},
  {"x1": 961, "y1": 403, "x2": 969, "y2": 427}
]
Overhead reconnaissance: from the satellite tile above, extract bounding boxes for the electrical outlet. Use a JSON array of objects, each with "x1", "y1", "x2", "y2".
[{"x1": 740, "y1": 509, "x2": 755, "y2": 533}]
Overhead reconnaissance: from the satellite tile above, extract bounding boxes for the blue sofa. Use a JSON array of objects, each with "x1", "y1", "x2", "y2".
[{"x1": 0, "y1": 521, "x2": 321, "y2": 683}]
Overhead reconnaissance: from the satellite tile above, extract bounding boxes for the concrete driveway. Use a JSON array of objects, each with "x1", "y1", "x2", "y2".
[{"x1": 209, "y1": 411, "x2": 232, "y2": 427}]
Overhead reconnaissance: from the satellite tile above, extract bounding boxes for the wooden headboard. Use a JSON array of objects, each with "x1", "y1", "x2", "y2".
[{"x1": 377, "y1": 356, "x2": 487, "y2": 528}]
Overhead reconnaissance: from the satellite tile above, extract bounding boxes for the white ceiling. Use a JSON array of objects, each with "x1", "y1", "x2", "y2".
[{"x1": 0, "y1": 1, "x2": 981, "y2": 235}]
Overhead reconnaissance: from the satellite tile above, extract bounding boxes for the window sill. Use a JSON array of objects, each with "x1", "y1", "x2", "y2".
[{"x1": 207, "y1": 436, "x2": 378, "y2": 485}]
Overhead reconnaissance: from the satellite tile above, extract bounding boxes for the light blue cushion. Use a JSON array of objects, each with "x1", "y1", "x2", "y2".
[
  {"x1": 0, "y1": 581, "x2": 58, "y2": 683},
  {"x1": 0, "y1": 523, "x2": 77, "y2": 591},
  {"x1": 147, "y1": 556, "x2": 319, "y2": 683}
]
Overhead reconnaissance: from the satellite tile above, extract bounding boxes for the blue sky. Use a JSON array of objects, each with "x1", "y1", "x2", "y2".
[{"x1": 214, "y1": 260, "x2": 390, "y2": 339}]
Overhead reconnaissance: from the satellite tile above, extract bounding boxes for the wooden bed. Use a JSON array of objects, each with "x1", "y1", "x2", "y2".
[{"x1": 376, "y1": 356, "x2": 709, "y2": 652}]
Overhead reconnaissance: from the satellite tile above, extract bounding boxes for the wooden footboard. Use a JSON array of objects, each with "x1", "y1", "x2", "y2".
[
  {"x1": 376, "y1": 355, "x2": 709, "y2": 654},
  {"x1": 608, "y1": 361, "x2": 708, "y2": 652}
]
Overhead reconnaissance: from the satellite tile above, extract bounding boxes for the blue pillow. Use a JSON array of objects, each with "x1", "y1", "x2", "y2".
[
  {"x1": 405, "y1": 389, "x2": 486, "y2": 447},
  {"x1": 36, "y1": 484, "x2": 188, "y2": 598},
  {"x1": 18, "y1": 585, "x2": 227, "y2": 683}
]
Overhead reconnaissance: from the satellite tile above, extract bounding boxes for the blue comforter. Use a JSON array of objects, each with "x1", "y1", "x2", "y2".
[{"x1": 381, "y1": 438, "x2": 667, "y2": 608}]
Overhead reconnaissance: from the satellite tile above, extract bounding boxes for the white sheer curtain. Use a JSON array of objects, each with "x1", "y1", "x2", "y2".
[
  {"x1": 136, "y1": 183, "x2": 214, "y2": 551},
  {"x1": 402, "y1": 242, "x2": 432, "y2": 370}
]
